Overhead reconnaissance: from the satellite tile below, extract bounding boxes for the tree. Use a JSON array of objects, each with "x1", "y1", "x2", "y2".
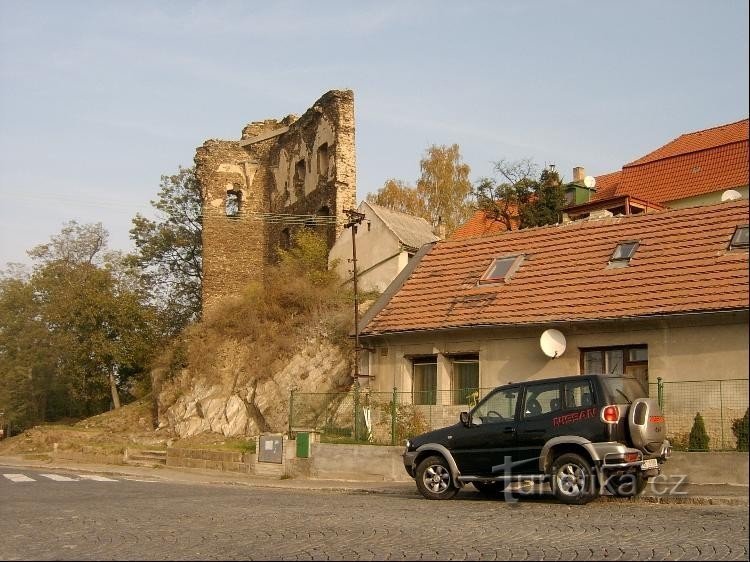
[
  {"x1": 367, "y1": 144, "x2": 473, "y2": 236},
  {"x1": 415, "y1": 144, "x2": 473, "y2": 234},
  {"x1": 129, "y1": 166, "x2": 202, "y2": 333},
  {"x1": 688, "y1": 412, "x2": 710, "y2": 451},
  {"x1": 0, "y1": 222, "x2": 159, "y2": 427},
  {"x1": 473, "y1": 159, "x2": 566, "y2": 230},
  {"x1": 366, "y1": 179, "x2": 422, "y2": 216}
]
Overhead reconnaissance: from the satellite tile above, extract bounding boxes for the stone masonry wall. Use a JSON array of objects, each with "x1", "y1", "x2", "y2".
[{"x1": 196, "y1": 90, "x2": 357, "y2": 311}]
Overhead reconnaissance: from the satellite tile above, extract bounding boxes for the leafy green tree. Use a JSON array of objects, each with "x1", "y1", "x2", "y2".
[
  {"x1": 130, "y1": 166, "x2": 202, "y2": 333},
  {"x1": 367, "y1": 144, "x2": 473, "y2": 236},
  {"x1": 0, "y1": 222, "x2": 159, "y2": 428},
  {"x1": 473, "y1": 159, "x2": 566, "y2": 230}
]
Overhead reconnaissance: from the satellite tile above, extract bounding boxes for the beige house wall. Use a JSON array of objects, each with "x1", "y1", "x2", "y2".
[
  {"x1": 364, "y1": 313, "x2": 749, "y2": 394},
  {"x1": 666, "y1": 185, "x2": 749, "y2": 209},
  {"x1": 328, "y1": 202, "x2": 411, "y2": 292}
]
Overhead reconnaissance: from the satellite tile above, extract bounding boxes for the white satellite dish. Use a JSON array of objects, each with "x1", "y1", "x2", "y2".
[
  {"x1": 721, "y1": 189, "x2": 742, "y2": 202},
  {"x1": 583, "y1": 175, "x2": 596, "y2": 189},
  {"x1": 540, "y1": 329, "x2": 566, "y2": 358}
]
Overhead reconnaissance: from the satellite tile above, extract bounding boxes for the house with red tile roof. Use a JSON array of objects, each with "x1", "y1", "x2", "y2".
[
  {"x1": 328, "y1": 201, "x2": 439, "y2": 292},
  {"x1": 564, "y1": 118, "x2": 749, "y2": 221},
  {"x1": 358, "y1": 200, "x2": 749, "y2": 440},
  {"x1": 454, "y1": 119, "x2": 748, "y2": 237}
]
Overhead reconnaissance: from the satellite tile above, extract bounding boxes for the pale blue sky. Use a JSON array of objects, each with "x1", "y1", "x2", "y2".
[{"x1": 1, "y1": 0, "x2": 748, "y2": 267}]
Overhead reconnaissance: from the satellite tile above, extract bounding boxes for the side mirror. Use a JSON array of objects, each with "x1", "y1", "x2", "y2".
[{"x1": 460, "y1": 411, "x2": 471, "y2": 426}]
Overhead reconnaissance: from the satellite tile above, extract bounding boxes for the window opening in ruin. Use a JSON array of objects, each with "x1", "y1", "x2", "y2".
[
  {"x1": 225, "y1": 191, "x2": 241, "y2": 218},
  {"x1": 317, "y1": 143, "x2": 329, "y2": 178},
  {"x1": 294, "y1": 159, "x2": 306, "y2": 191}
]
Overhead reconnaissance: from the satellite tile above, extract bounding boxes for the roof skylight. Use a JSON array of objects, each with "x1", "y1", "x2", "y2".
[
  {"x1": 610, "y1": 241, "x2": 639, "y2": 264},
  {"x1": 480, "y1": 255, "x2": 524, "y2": 283},
  {"x1": 729, "y1": 225, "x2": 749, "y2": 250}
]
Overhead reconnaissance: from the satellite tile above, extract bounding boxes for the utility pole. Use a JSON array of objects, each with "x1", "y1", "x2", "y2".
[{"x1": 343, "y1": 208, "x2": 366, "y2": 382}]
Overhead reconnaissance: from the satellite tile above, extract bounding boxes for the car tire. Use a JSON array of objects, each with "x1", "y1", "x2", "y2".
[
  {"x1": 605, "y1": 472, "x2": 648, "y2": 497},
  {"x1": 550, "y1": 452, "x2": 599, "y2": 505},
  {"x1": 415, "y1": 455, "x2": 459, "y2": 500}
]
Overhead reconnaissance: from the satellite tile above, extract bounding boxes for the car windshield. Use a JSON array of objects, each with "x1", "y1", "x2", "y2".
[
  {"x1": 472, "y1": 387, "x2": 519, "y2": 423},
  {"x1": 602, "y1": 376, "x2": 647, "y2": 403}
]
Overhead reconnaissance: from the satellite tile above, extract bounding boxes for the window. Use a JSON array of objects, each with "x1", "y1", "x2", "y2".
[
  {"x1": 564, "y1": 380, "x2": 595, "y2": 409},
  {"x1": 294, "y1": 159, "x2": 306, "y2": 191},
  {"x1": 730, "y1": 225, "x2": 749, "y2": 250},
  {"x1": 450, "y1": 354, "x2": 479, "y2": 405},
  {"x1": 474, "y1": 387, "x2": 519, "y2": 423},
  {"x1": 317, "y1": 143, "x2": 329, "y2": 178},
  {"x1": 523, "y1": 382, "x2": 562, "y2": 418},
  {"x1": 480, "y1": 255, "x2": 524, "y2": 283},
  {"x1": 225, "y1": 190, "x2": 241, "y2": 217},
  {"x1": 581, "y1": 345, "x2": 648, "y2": 389},
  {"x1": 609, "y1": 241, "x2": 639, "y2": 264},
  {"x1": 412, "y1": 357, "x2": 437, "y2": 405}
]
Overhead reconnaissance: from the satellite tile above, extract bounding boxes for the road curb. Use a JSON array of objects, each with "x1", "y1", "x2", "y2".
[{"x1": 1, "y1": 455, "x2": 746, "y2": 506}]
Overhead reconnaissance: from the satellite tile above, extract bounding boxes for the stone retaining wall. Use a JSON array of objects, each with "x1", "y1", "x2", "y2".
[{"x1": 165, "y1": 448, "x2": 256, "y2": 474}]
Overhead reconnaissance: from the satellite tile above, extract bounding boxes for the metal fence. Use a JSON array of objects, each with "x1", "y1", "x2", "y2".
[
  {"x1": 289, "y1": 379, "x2": 749, "y2": 450},
  {"x1": 650, "y1": 378, "x2": 748, "y2": 451}
]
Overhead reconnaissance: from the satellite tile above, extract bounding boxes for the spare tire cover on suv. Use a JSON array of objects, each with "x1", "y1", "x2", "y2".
[{"x1": 628, "y1": 397, "x2": 666, "y2": 454}]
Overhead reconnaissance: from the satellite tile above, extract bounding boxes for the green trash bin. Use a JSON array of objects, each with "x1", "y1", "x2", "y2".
[{"x1": 296, "y1": 431, "x2": 311, "y2": 458}]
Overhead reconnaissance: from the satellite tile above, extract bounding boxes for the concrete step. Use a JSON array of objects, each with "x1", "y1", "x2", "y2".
[{"x1": 125, "y1": 449, "x2": 167, "y2": 466}]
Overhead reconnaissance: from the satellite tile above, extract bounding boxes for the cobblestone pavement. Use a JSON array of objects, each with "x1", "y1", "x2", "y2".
[{"x1": 1, "y1": 468, "x2": 747, "y2": 561}]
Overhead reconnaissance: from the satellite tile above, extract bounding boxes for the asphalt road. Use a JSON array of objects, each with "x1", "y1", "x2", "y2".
[{"x1": 1, "y1": 466, "x2": 748, "y2": 561}]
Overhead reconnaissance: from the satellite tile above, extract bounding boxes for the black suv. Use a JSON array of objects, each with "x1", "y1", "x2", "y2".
[{"x1": 403, "y1": 374, "x2": 671, "y2": 504}]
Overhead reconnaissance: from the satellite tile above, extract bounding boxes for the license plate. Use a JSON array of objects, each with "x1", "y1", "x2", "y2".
[{"x1": 641, "y1": 458, "x2": 658, "y2": 470}]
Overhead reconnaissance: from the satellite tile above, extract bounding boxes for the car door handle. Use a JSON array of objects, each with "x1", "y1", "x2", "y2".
[{"x1": 503, "y1": 427, "x2": 516, "y2": 434}]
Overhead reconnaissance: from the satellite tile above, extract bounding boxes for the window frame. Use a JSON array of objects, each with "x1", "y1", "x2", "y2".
[
  {"x1": 609, "y1": 240, "x2": 639, "y2": 264},
  {"x1": 411, "y1": 355, "x2": 438, "y2": 406},
  {"x1": 579, "y1": 344, "x2": 648, "y2": 376},
  {"x1": 729, "y1": 224, "x2": 749, "y2": 250},
  {"x1": 449, "y1": 353, "x2": 479, "y2": 406},
  {"x1": 479, "y1": 254, "x2": 524, "y2": 284}
]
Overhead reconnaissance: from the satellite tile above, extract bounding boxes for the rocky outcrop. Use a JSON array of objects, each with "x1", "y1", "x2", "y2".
[{"x1": 157, "y1": 338, "x2": 350, "y2": 438}]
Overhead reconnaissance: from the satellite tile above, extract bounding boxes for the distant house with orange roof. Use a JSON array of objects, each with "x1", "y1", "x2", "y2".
[
  {"x1": 454, "y1": 119, "x2": 748, "y2": 236},
  {"x1": 564, "y1": 119, "x2": 748, "y2": 221},
  {"x1": 358, "y1": 200, "x2": 749, "y2": 441}
]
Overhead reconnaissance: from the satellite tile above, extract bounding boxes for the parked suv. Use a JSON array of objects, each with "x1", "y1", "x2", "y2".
[{"x1": 403, "y1": 374, "x2": 671, "y2": 504}]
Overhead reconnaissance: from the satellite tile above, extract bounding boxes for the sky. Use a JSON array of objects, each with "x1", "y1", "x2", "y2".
[{"x1": 0, "y1": 0, "x2": 748, "y2": 268}]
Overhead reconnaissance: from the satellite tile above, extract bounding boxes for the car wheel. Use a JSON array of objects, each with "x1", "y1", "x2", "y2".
[
  {"x1": 551, "y1": 452, "x2": 599, "y2": 505},
  {"x1": 472, "y1": 481, "x2": 506, "y2": 497},
  {"x1": 415, "y1": 455, "x2": 459, "y2": 500},
  {"x1": 605, "y1": 472, "x2": 648, "y2": 497}
]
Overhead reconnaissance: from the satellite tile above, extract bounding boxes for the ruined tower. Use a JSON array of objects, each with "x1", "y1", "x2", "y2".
[{"x1": 195, "y1": 90, "x2": 356, "y2": 310}]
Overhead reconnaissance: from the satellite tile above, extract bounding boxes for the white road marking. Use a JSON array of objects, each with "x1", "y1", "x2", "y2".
[
  {"x1": 77, "y1": 474, "x2": 117, "y2": 482},
  {"x1": 39, "y1": 473, "x2": 77, "y2": 481},
  {"x1": 3, "y1": 473, "x2": 35, "y2": 482}
]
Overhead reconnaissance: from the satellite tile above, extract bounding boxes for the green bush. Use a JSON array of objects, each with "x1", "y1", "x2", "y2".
[
  {"x1": 688, "y1": 412, "x2": 710, "y2": 451},
  {"x1": 731, "y1": 408, "x2": 749, "y2": 452}
]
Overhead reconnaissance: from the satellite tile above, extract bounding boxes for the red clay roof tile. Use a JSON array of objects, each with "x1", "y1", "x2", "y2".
[
  {"x1": 591, "y1": 119, "x2": 748, "y2": 205},
  {"x1": 361, "y1": 201, "x2": 749, "y2": 336}
]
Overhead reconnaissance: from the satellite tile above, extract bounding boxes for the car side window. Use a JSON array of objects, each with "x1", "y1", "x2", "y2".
[
  {"x1": 474, "y1": 387, "x2": 519, "y2": 423},
  {"x1": 523, "y1": 382, "x2": 562, "y2": 418},
  {"x1": 564, "y1": 380, "x2": 595, "y2": 409}
]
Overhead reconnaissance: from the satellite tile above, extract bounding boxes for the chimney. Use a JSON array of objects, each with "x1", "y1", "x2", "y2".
[{"x1": 573, "y1": 166, "x2": 585, "y2": 182}]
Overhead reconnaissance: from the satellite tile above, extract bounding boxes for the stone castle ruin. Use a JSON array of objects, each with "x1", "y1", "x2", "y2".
[{"x1": 195, "y1": 90, "x2": 356, "y2": 309}]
